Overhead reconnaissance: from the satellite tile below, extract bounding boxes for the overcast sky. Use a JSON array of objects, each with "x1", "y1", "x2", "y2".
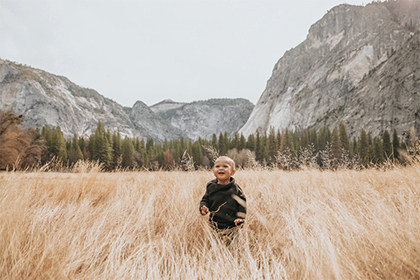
[{"x1": 0, "y1": 0, "x2": 367, "y2": 107}]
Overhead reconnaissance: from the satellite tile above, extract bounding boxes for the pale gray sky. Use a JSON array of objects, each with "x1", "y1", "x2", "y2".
[{"x1": 0, "y1": 0, "x2": 367, "y2": 107}]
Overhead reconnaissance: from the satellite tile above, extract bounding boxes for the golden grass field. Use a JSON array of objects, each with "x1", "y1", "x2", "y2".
[{"x1": 0, "y1": 165, "x2": 419, "y2": 279}]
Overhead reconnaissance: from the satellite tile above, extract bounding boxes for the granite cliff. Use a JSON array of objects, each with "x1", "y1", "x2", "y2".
[
  {"x1": 240, "y1": 0, "x2": 419, "y2": 137},
  {"x1": 151, "y1": 98, "x2": 254, "y2": 140}
]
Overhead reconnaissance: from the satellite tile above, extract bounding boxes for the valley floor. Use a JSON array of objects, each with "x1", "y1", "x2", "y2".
[{"x1": 0, "y1": 166, "x2": 419, "y2": 279}]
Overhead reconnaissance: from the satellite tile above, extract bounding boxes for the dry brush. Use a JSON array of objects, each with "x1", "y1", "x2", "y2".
[{"x1": 0, "y1": 166, "x2": 419, "y2": 279}]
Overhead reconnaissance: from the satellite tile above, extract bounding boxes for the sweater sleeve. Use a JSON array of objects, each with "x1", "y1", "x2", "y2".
[
  {"x1": 199, "y1": 185, "x2": 210, "y2": 212},
  {"x1": 235, "y1": 185, "x2": 247, "y2": 219}
]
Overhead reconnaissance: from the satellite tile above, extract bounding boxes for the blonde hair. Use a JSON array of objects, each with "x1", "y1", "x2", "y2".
[{"x1": 214, "y1": 156, "x2": 236, "y2": 170}]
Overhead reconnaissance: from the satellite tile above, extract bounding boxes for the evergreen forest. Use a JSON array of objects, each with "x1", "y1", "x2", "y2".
[{"x1": 0, "y1": 110, "x2": 419, "y2": 171}]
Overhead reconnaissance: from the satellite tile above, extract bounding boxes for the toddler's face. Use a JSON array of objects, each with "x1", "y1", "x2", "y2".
[{"x1": 213, "y1": 158, "x2": 236, "y2": 184}]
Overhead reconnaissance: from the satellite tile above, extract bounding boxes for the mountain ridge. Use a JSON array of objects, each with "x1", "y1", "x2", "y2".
[{"x1": 0, "y1": 59, "x2": 253, "y2": 141}]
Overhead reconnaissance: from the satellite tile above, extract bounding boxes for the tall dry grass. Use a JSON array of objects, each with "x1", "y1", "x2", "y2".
[{"x1": 0, "y1": 166, "x2": 419, "y2": 279}]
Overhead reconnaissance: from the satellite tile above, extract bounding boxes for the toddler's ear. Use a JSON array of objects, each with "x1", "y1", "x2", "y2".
[{"x1": 231, "y1": 168, "x2": 236, "y2": 176}]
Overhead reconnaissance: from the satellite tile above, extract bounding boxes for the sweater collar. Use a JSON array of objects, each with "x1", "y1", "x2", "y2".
[
  {"x1": 211, "y1": 176, "x2": 235, "y2": 185},
  {"x1": 208, "y1": 177, "x2": 235, "y2": 194}
]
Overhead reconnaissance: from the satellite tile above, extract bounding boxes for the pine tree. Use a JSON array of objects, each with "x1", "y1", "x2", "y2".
[
  {"x1": 223, "y1": 132, "x2": 229, "y2": 155},
  {"x1": 191, "y1": 141, "x2": 203, "y2": 166},
  {"x1": 91, "y1": 121, "x2": 104, "y2": 160},
  {"x1": 373, "y1": 137, "x2": 384, "y2": 164},
  {"x1": 291, "y1": 131, "x2": 299, "y2": 153},
  {"x1": 41, "y1": 126, "x2": 53, "y2": 149},
  {"x1": 239, "y1": 133, "x2": 246, "y2": 150},
  {"x1": 358, "y1": 129, "x2": 369, "y2": 167},
  {"x1": 280, "y1": 129, "x2": 293, "y2": 152},
  {"x1": 105, "y1": 129, "x2": 113, "y2": 148},
  {"x1": 392, "y1": 129, "x2": 400, "y2": 160},
  {"x1": 121, "y1": 137, "x2": 134, "y2": 168},
  {"x1": 218, "y1": 132, "x2": 224, "y2": 154},
  {"x1": 156, "y1": 150, "x2": 165, "y2": 169},
  {"x1": 232, "y1": 132, "x2": 239, "y2": 150},
  {"x1": 267, "y1": 127, "x2": 278, "y2": 164},
  {"x1": 260, "y1": 133, "x2": 269, "y2": 164},
  {"x1": 112, "y1": 130, "x2": 122, "y2": 167},
  {"x1": 78, "y1": 137, "x2": 89, "y2": 160},
  {"x1": 51, "y1": 126, "x2": 67, "y2": 163},
  {"x1": 310, "y1": 129, "x2": 318, "y2": 151},
  {"x1": 146, "y1": 138, "x2": 154, "y2": 157},
  {"x1": 65, "y1": 138, "x2": 71, "y2": 157},
  {"x1": 318, "y1": 126, "x2": 331, "y2": 151},
  {"x1": 382, "y1": 130, "x2": 392, "y2": 160},
  {"x1": 40, "y1": 126, "x2": 54, "y2": 163},
  {"x1": 180, "y1": 137, "x2": 186, "y2": 153},
  {"x1": 163, "y1": 139, "x2": 169, "y2": 151},
  {"x1": 135, "y1": 139, "x2": 148, "y2": 169},
  {"x1": 88, "y1": 134, "x2": 95, "y2": 160},
  {"x1": 69, "y1": 133, "x2": 83, "y2": 164},
  {"x1": 339, "y1": 122, "x2": 350, "y2": 152},
  {"x1": 367, "y1": 132, "x2": 374, "y2": 165},
  {"x1": 138, "y1": 138, "x2": 146, "y2": 152},
  {"x1": 330, "y1": 128, "x2": 341, "y2": 166},
  {"x1": 92, "y1": 121, "x2": 113, "y2": 169},
  {"x1": 218, "y1": 132, "x2": 229, "y2": 155},
  {"x1": 351, "y1": 138, "x2": 357, "y2": 158},
  {"x1": 246, "y1": 134, "x2": 256, "y2": 151},
  {"x1": 211, "y1": 133, "x2": 218, "y2": 148},
  {"x1": 102, "y1": 135, "x2": 114, "y2": 169},
  {"x1": 300, "y1": 129, "x2": 309, "y2": 148},
  {"x1": 255, "y1": 132, "x2": 262, "y2": 162},
  {"x1": 276, "y1": 130, "x2": 282, "y2": 151}
]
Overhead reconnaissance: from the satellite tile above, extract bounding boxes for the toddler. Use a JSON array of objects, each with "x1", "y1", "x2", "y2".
[{"x1": 199, "y1": 156, "x2": 246, "y2": 231}]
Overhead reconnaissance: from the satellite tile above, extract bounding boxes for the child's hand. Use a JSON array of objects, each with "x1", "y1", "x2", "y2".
[
  {"x1": 200, "y1": 206, "x2": 209, "y2": 215},
  {"x1": 234, "y1": 218, "x2": 245, "y2": 226}
]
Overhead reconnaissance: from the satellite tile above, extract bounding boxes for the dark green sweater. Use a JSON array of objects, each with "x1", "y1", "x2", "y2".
[{"x1": 199, "y1": 177, "x2": 247, "y2": 229}]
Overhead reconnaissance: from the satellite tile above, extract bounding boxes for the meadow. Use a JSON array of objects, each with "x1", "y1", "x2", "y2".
[{"x1": 0, "y1": 165, "x2": 419, "y2": 279}]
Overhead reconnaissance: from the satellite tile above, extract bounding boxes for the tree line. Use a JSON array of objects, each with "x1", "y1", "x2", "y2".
[{"x1": 0, "y1": 110, "x2": 419, "y2": 171}]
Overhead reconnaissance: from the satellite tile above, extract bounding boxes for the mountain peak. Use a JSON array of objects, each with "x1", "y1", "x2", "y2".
[
  {"x1": 133, "y1": 100, "x2": 148, "y2": 108},
  {"x1": 240, "y1": 0, "x2": 420, "y2": 138}
]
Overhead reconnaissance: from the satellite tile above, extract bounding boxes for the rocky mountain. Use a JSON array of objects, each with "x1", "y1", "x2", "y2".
[
  {"x1": 0, "y1": 60, "x2": 133, "y2": 137},
  {"x1": 151, "y1": 99, "x2": 187, "y2": 114},
  {"x1": 124, "y1": 100, "x2": 185, "y2": 140},
  {"x1": 151, "y1": 98, "x2": 254, "y2": 140},
  {"x1": 0, "y1": 59, "x2": 251, "y2": 140},
  {"x1": 240, "y1": 0, "x2": 419, "y2": 138}
]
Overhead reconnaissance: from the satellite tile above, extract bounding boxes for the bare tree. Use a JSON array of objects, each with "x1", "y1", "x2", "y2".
[
  {"x1": 0, "y1": 110, "x2": 45, "y2": 170},
  {"x1": 180, "y1": 151, "x2": 195, "y2": 171}
]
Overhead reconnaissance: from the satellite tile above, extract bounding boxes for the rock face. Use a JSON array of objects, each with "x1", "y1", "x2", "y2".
[
  {"x1": 151, "y1": 98, "x2": 254, "y2": 140},
  {"x1": 150, "y1": 99, "x2": 186, "y2": 114},
  {"x1": 0, "y1": 60, "x2": 252, "y2": 140},
  {"x1": 125, "y1": 100, "x2": 184, "y2": 140},
  {"x1": 0, "y1": 60, "x2": 138, "y2": 138},
  {"x1": 240, "y1": 0, "x2": 420, "y2": 138}
]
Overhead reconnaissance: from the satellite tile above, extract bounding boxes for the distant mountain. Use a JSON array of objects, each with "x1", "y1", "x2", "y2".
[
  {"x1": 0, "y1": 59, "x2": 253, "y2": 140},
  {"x1": 240, "y1": 0, "x2": 419, "y2": 138},
  {"x1": 151, "y1": 98, "x2": 254, "y2": 140},
  {"x1": 0, "y1": 60, "x2": 141, "y2": 137},
  {"x1": 125, "y1": 100, "x2": 185, "y2": 140},
  {"x1": 151, "y1": 99, "x2": 187, "y2": 114}
]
